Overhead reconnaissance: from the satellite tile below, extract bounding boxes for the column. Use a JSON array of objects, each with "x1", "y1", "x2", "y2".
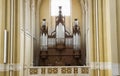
[{"x1": 19, "y1": 0, "x2": 25, "y2": 76}]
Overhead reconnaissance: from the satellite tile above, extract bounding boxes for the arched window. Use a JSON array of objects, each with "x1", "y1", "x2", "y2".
[{"x1": 51, "y1": 0, "x2": 71, "y2": 16}]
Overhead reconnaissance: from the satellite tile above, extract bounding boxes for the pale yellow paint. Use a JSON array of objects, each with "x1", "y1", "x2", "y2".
[
  {"x1": 100, "y1": 70, "x2": 112, "y2": 76},
  {"x1": 88, "y1": 0, "x2": 95, "y2": 62},
  {"x1": 0, "y1": 71, "x2": 9, "y2": 76},
  {"x1": 39, "y1": 0, "x2": 82, "y2": 33},
  {"x1": 13, "y1": 0, "x2": 20, "y2": 64},
  {"x1": 13, "y1": 71, "x2": 19, "y2": 76},
  {"x1": 39, "y1": 0, "x2": 50, "y2": 26},
  {"x1": 0, "y1": 0, "x2": 11, "y2": 64},
  {"x1": 102, "y1": 0, "x2": 118, "y2": 63},
  {"x1": 72, "y1": 0, "x2": 82, "y2": 27},
  {"x1": 0, "y1": 0, "x2": 4, "y2": 64},
  {"x1": 16, "y1": 0, "x2": 20, "y2": 63},
  {"x1": 102, "y1": 0, "x2": 108, "y2": 62},
  {"x1": 109, "y1": 0, "x2": 118, "y2": 63},
  {"x1": 0, "y1": 71, "x2": 19, "y2": 76},
  {"x1": 6, "y1": 0, "x2": 11, "y2": 64},
  {"x1": 90, "y1": 0, "x2": 97, "y2": 62},
  {"x1": 116, "y1": 0, "x2": 120, "y2": 64},
  {"x1": 98, "y1": 0, "x2": 104, "y2": 62},
  {"x1": 90, "y1": 69, "x2": 112, "y2": 76}
]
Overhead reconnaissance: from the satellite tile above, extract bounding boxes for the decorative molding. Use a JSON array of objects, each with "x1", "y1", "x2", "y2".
[
  {"x1": 90, "y1": 62, "x2": 112, "y2": 70},
  {"x1": 41, "y1": 68, "x2": 46, "y2": 74},
  {"x1": 48, "y1": 68, "x2": 58, "y2": 74},
  {"x1": 74, "y1": 67, "x2": 78, "y2": 74},
  {"x1": 119, "y1": 64, "x2": 120, "y2": 75},
  {"x1": 0, "y1": 64, "x2": 21, "y2": 71},
  {"x1": 29, "y1": 68, "x2": 38, "y2": 75},
  {"x1": 81, "y1": 67, "x2": 89, "y2": 74},
  {"x1": 112, "y1": 63, "x2": 120, "y2": 75},
  {"x1": 61, "y1": 68, "x2": 72, "y2": 74},
  {"x1": 0, "y1": 63, "x2": 119, "y2": 74},
  {"x1": 100, "y1": 62, "x2": 112, "y2": 70},
  {"x1": 0, "y1": 65, "x2": 90, "y2": 75},
  {"x1": 90, "y1": 62, "x2": 120, "y2": 75},
  {"x1": 90, "y1": 61, "x2": 120, "y2": 76}
]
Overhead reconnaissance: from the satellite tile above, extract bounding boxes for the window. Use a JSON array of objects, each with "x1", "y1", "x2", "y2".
[{"x1": 51, "y1": 0, "x2": 71, "y2": 16}]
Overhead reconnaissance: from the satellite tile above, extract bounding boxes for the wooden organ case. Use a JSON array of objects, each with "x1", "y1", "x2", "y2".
[{"x1": 39, "y1": 6, "x2": 85, "y2": 66}]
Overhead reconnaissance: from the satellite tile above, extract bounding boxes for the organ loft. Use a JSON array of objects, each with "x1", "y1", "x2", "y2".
[{"x1": 37, "y1": 6, "x2": 86, "y2": 66}]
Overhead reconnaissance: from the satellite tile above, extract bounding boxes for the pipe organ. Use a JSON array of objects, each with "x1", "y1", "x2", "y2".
[{"x1": 39, "y1": 6, "x2": 85, "y2": 66}]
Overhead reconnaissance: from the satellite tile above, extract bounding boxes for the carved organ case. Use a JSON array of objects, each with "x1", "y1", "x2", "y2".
[{"x1": 39, "y1": 6, "x2": 85, "y2": 66}]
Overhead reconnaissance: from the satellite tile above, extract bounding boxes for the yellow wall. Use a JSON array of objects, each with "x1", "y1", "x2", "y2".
[
  {"x1": 117, "y1": 0, "x2": 120, "y2": 63},
  {"x1": 0, "y1": 0, "x2": 11, "y2": 64},
  {"x1": 0, "y1": 0, "x2": 20, "y2": 64},
  {"x1": 39, "y1": 0, "x2": 82, "y2": 33},
  {"x1": 0, "y1": 0, "x2": 4, "y2": 64},
  {"x1": 0, "y1": 0, "x2": 20, "y2": 76},
  {"x1": 109, "y1": 0, "x2": 118, "y2": 63},
  {"x1": 72, "y1": 0, "x2": 82, "y2": 26},
  {"x1": 39, "y1": 0, "x2": 50, "y2": 26}
]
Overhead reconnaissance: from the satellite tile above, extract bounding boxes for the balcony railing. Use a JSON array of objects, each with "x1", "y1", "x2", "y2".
[{"x1": 27, "y1": 66, "x2": 90, "y2": 76}]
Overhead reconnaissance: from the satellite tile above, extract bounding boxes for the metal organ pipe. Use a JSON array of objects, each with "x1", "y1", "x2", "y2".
[
  {"x1": 45, "y1": 34, "x2": 48, "y2": 50},
  {"x1": 73, "y1": 33, "x2": 80, "y2": 50},
  {"x1": 56, "y1": 23, "x2": 65, "y2": 44},
  {"x1": 40, "y1": 33, "x2": 48, "y2": 51}
]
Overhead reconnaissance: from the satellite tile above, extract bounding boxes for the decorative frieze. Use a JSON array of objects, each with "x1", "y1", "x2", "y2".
[
  {"x1": 81, "y1": 67, "x2": 89, "y2": 74},
  {"x1": 74, "y1": 67, "x2": 78, "y2": 74},
  {"x1": 29, "y1": 68, "x2": 38, "y2": 74},
  {"x1": 28, "y1": 66, "x2": 89, "y2": 75},
  {"x1": 61, "y1": 67, "x2": 72, "y2": 74},
  {"x1": 41, "y1": 68, "x2": 46, "y2": 74},
  {"x1": 0, "y1": 64, "x2": 90, "y2": 75},
  {"x1": 48, "y1": 68, "x2": 58, "y2": 74}
]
